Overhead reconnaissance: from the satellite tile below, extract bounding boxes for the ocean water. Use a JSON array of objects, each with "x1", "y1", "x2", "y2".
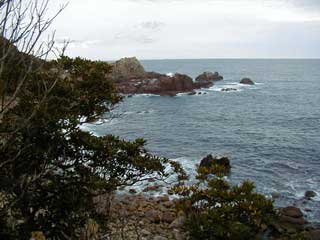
[{"x1": 84, "y1": 59, "x2": 320, "y2": 222}]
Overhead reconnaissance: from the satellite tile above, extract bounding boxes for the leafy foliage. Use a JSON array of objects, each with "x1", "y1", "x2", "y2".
[
  {"x1": 174, "y1": 164, "x2": 276, "y2": 240},
  {"x1": 0, "y1": 54, "x2": 185, "y2": 239}
]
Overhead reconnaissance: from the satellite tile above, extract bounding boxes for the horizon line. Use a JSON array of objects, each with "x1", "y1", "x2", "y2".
[{"x1": 104, "y1": 57, "x2": 320, "y2": 62}]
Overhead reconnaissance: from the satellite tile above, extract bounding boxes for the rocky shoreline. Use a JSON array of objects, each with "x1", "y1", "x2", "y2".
[{"x1": 95, "y1": 192, "x2": 320, "y2": 240}]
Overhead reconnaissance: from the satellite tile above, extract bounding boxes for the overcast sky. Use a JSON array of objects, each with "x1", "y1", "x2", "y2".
[{"x1": 49, "y1": 0, "x2": 320, "y2": 60}]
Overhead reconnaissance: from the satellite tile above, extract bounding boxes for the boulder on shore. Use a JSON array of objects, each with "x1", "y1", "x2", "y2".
[
  {"x1": 281, "y1": 206, "x2": 303, "y2": 218},
  {"x1": 240, "y1": 78, "x2": 255, "y2": 85},
  {"x1": 277, "y1": 206, "x2": 308, "y2": 231}
]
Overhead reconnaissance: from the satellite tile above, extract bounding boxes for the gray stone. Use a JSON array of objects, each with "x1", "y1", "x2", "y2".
[{"x1": 170, "y1": 215, "x2": 186, "y2": 229}]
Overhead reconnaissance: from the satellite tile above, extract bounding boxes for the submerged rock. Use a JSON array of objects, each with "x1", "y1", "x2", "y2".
[
  {"x1": 271, "y1": 192, "x2": 281, "y2": 199},
  {"x1": 187, "y1": 91, "x2": 197, "y2": 95},
  {"x1": 240, "y1": 78, "x2": 255, "y2": 85},
  {"x1": 221, "y1": 88, "x2": 237, "y2": 92}
]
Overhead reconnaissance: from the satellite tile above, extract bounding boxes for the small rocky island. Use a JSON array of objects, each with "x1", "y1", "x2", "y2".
[
  {"x1": 240, "y1": 77, "x2": 255, "y2": 85},
  {"x1": 110, "y1": 57, "x2": 223, "y2": 96}
]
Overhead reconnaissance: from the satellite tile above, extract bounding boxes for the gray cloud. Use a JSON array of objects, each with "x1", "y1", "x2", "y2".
[
  {"x1": 127, "y1": 0, "x2": 320, "y2": 9},
  {"x1": 114, "y1": 32, "x2": 156, "y2": 44},
  {"x1": 50, "y1": 0, "x2": 320, "y2": 59},
  {"x1": 113, "y1": 20, "x2": 165, "y2": 45}
]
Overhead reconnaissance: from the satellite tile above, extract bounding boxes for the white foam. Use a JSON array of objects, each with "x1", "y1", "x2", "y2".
[
  {"x1": 206, "y1": 81, "x2": 263, "y2": 92},
  {"x1": 135, "y1": 93, "x2": 161, "y2": 97},
  {"x1": 166, "y1": 72, "x2": 174, "y2": 77},
  {"x1": 176, "y1": 92, "x2": 190, "y2": 96}
]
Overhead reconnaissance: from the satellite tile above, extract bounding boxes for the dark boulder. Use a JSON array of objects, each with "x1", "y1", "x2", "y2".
[
  {"x1": 199, "y1": 154, "x2": 231, "y2": 170},
  {"x1": 305, "y1": 191, "x2": 317, "y2": 199},
  {"x1": 240, "y1": 78, "x2": 255, "y2": 85}
]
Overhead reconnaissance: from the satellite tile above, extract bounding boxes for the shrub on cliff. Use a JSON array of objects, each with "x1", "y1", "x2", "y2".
[{"x1": 174, "y1": 164, "x2": 276, "y2": 240}]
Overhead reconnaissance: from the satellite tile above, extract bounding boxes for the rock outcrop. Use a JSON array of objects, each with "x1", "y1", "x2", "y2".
[
  {"x1": 240, "y1": 78, "x2": 255, "y2": 85},
  {"x1": 195, "y1": 71, "x2": 223, "y2": 88},
  {"x1": 111, "y1": 58, "x2": 224, "y2": 96},
  {"x1": 111, "y1": 57, "x2": 146, "y2": 82},
  {"x1": 116, "y1": 72, "x2": 196, "y2": 96}
]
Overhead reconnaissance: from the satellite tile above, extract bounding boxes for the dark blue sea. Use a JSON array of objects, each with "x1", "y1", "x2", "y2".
[{"x1": 84, "y1": 59, "x2": 320, "y2": 222}]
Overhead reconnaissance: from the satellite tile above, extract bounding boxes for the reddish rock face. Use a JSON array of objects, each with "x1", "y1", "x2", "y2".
[
  {"x1": 115, "y1": 71, "x2": 210, "y2": 96},
  {"x1": 112, "y1": 58, "x2": 224, "y2": 96}
]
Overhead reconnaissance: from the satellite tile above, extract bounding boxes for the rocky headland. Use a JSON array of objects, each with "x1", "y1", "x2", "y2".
[{"x1": 110, "y1": 57, "x2": 223, "y2": 96}]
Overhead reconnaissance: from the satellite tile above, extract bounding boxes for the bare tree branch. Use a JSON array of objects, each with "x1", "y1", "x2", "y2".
[{"x1": 0, "y1": 0, "x2": 68, "y2": 117}]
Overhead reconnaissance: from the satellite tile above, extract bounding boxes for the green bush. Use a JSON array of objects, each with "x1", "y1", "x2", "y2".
[{"x1": 174, "y1": 165, "x2": 276, "y2": 240}]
